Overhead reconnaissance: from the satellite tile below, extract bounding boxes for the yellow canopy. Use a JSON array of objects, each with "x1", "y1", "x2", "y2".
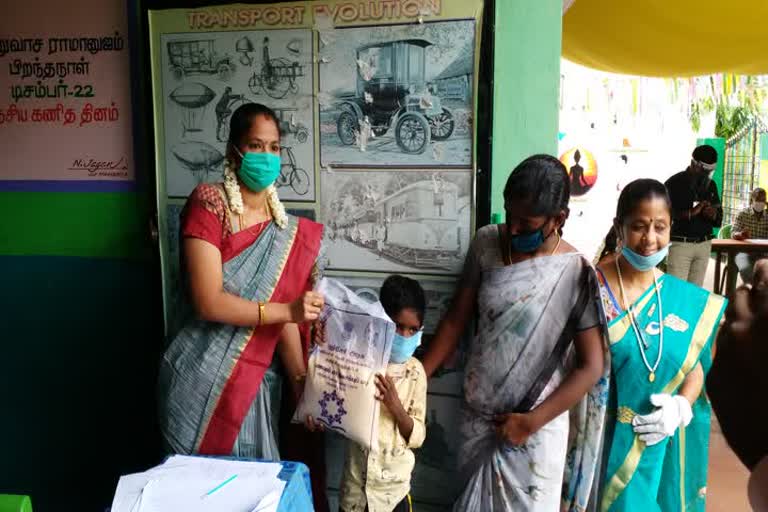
[{"x1": 562, "y1": 0, "x2": 768, "y2": 77}]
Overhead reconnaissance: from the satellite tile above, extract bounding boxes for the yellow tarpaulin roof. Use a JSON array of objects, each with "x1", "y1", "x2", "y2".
[{"x1": 562, "y1": 0, "x2": 768, "y2": 77}]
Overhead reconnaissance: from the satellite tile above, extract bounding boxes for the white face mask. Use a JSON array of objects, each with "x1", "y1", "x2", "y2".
[{"x1": 754, "y1": 202, "x2": 766, "y2": 213}]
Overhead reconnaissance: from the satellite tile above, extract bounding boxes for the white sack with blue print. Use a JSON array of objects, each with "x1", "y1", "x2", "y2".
[{"x1": 293, "y1": 277, "x2": 395, "y2": 450}]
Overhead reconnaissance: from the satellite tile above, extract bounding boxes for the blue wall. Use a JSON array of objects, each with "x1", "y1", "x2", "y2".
[{"x1": 0, "y1": 256, "x2": 162, "y2": 510}]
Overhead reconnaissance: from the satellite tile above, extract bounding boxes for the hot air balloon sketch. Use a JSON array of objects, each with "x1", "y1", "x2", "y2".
[
  {"x1": 169, "y1": 82, "x2": 216, "y2": 137},
  {"x1": 171, "y1": 141, "x2": 224, "y2": 185},
  {"x1": 286, "y1": 38, "x2": 304, "y2": 57},
  {"x1": 160, "y1": 29, "x2": 315, "y2": 200},
  {"x1": 235, "y1": 36, "x2": 255, "y2": 67}
]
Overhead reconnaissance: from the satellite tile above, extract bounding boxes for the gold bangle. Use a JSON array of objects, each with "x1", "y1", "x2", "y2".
[{"x1": 258, "y1": 301, "x2": 266, "y2": 326}]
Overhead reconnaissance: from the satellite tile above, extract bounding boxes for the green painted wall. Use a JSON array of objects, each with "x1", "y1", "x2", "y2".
[
  {"x1": 490, "y1": 0, "x2": 563, "y2": 217},
  {"x1": 0, "y1": 192, "x2": 147, "y2": 258}
]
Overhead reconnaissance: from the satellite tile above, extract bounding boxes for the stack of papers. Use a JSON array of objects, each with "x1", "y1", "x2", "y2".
[{"x1": 111, "y1": 455, "x2": 285, "y2": 512}]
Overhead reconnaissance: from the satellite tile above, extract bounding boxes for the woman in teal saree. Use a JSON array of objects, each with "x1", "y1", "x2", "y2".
[{"x1": 596, "y1": 179, "x2": 726, "y2": 512}]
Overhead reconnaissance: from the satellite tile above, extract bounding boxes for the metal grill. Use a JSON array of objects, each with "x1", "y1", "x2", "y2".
[{"x1": 722, "y1": 122, "x2": 764, "y2": 225}]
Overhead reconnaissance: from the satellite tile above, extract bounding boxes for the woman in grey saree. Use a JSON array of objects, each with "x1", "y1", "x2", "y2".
[
  {"x1": 157, "y1": 104, "x2": 330, "y2": 510},
  {"x1": 422, "y1": 155, "x2": 609, "y2": 511}
]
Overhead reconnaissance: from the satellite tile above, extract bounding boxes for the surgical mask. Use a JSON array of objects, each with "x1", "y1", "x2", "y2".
[
  {"x1": 234, "y1": 148, "x2": 281, "y2": 192},
  {"x1": 509, "y1": 229, "x2": 547, "y2": 253},
  {"x1": 753, "y1": 202, "x2": 766, "y2": 213},
  {"x1": 390, "y1": 330, "x2": 422, "y2": 363},
  {"x1": 621, "y1": 245, "x2": 669, "y2": 272}
]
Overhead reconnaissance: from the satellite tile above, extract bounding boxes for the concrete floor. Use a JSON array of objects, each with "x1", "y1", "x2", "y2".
[
  {"x1": 708, "y1": 417, "x2": 751, "y2": 511},
  {"x1": 700, "y1": 259, "x2": 751, "y2": 511}
]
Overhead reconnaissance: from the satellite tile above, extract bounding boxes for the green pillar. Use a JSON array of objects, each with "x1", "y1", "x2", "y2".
[{"x1": 491, "y1": 0, "x2": 563, "y2": 218}]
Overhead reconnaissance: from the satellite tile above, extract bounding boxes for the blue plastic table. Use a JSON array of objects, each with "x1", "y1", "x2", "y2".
[{"x1": 271, "y1": 459, "x2": 314, "y2": 511}]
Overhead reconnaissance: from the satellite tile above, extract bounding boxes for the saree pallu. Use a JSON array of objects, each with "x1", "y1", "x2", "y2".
[
  {"x1": 454, "y1": 254, "x2": 607, "y2": 512},
  {"x1": 158, "y1": 215, "x2": 322, "y2": 458},
  {"x1": 599, "y1": 275, "x2": 726, "y2": 512}
]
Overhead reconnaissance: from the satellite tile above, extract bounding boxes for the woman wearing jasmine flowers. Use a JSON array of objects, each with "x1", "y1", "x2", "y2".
[{"x1": 157, "y1": 103, "x2": 329, "y2": 510}]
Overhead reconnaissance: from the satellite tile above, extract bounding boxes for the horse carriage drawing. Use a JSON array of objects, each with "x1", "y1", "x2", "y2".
[
  {"x1": 167, "y1": 39, "x2": 236, "y2": 82},
  {"x1": 248, "y1": 36, "x2": 305, "y2": 99},
  {"x1": 334, "y1": 39, "x2": 456, "y2": 155}
]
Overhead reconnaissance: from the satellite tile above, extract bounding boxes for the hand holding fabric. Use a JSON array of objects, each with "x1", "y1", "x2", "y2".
[
  {"x1": 631, "y1": 394, "x2": 692, "y2": 446},
  {"x1": 494, "y1": 412, "x2": 538, "y2": 447}
]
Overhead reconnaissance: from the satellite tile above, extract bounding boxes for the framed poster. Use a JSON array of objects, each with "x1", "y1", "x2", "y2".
[
  {"x1": 321, "y1": 169, "x2": 472, "y2": 275},
  {"x1": 142, "y1": 2, "x2": 485, "y2": 509},
  {"x1": 0, "y1": 0, "x2": 134, "y2": 191},
  {"x1": 319, "y1": 20, "x2": 475, "y2": 168},
  {"x1": 157, "y1": 28, "x2": 316, "y2": 201},
  {"x1": 410, "y1": 394, "x2": 463, "y2": 506}
]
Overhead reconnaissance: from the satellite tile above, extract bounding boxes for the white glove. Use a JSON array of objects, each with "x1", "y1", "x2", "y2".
[{"x1": 631, "y1": 394, "x2": 693, "y2": 446}]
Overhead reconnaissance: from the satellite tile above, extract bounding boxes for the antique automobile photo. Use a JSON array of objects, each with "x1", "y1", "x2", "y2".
[
  {"x1": 334, "y1": 39, "x2": 455, "y2": 155},
  {"x1": 167, "y1": 39, "x2": 236, "y2": 82},
  {"x1": 319, "y1": 20, "x2": 475, "y2": 167},
  {"x1": 273, "y1": 107, "x2": 309, "y2": 144}
]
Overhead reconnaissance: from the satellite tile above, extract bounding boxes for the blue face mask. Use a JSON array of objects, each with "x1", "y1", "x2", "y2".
[
  {"x1": 509, "y1": 229, "x2": 546, "y2": 253},
  {"x1": 390, "y1": 330, "x2": 422, "y2": 364},
  {"x1": 621, "y1": 245, "x2": 669, "y2": 271},
  {"x1": 235, "y1": 148, "x2": 281, "y2": 192}
]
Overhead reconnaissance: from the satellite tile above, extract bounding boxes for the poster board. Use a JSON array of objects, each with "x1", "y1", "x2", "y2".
[
  {"x1": 0, "y1": 0, "x2": 134, "y2": 191},
  {"x1": 147, "y1": 1, "x2": 483, "y2": 508}
]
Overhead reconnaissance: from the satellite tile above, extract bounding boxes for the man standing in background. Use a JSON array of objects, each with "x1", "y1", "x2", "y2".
[{"x1": 665, "y1": 144, "x2": 723, "y2": 286}]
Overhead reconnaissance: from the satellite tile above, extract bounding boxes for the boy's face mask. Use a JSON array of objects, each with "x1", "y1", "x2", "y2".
[{"x1": 390, "y1": 330, "x2": 422, "y2": 363}]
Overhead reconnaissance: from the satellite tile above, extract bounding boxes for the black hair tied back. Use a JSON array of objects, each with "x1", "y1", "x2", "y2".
[{"x1": 503, "y1": 154, "x2": 570, "y2": 219}]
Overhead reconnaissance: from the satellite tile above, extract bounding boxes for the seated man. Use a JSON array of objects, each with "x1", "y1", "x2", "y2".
[{"x1": 732, "y1": 188, "x2": 768, "y2": 282}]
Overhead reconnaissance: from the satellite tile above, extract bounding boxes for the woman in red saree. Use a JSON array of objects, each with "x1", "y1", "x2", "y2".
[{"x1": 158, "y1": 103, "x2": 328, "y2": 510}]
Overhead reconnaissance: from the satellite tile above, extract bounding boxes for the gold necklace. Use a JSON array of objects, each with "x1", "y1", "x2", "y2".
[{"x1": 238, "y1": 204, "x2": 272, "y2": 232}]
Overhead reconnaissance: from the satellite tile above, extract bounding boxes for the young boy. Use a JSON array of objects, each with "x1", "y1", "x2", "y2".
[{"x1": 307, "y1": 275, "x2": 428, "y2": 512}]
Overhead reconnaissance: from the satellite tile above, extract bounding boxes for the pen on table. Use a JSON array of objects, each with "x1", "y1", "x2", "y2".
[{"x1": 201, "y1": 474, "x2": 238, "y2": 499}]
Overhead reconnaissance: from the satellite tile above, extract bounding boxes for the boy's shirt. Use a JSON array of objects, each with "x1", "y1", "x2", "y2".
[{"x1": 339, "y1": 357, "x2": 427, "y2": 512}]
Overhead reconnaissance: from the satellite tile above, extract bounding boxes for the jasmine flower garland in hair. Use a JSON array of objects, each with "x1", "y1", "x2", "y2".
[
  {"x1": 223, "y1": 160, "x2": 244, "y2": 214},
  {"x1": 265, "y1": 181, "x2": 287, "y2": 229}
]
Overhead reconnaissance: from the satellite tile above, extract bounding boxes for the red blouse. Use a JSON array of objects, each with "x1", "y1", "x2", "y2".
[{"x1": 182, "y1": 184, "x2": 269, "y2": 262}]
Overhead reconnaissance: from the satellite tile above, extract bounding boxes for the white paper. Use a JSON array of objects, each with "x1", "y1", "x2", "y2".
[
  {"x1": 111, "y1": 456, "x2": 284, "y2": 512},
  {"x1": 138, "y1": 474, "x2": 281, "y2": 512},
  {"x1": 250, "y1": 480, "x2": 286, "y2": 512}
]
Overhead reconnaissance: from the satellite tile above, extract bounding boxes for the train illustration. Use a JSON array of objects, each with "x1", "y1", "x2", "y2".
[{"x1": 333, "y1": 179, "x2": 468, "y2": 270}]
